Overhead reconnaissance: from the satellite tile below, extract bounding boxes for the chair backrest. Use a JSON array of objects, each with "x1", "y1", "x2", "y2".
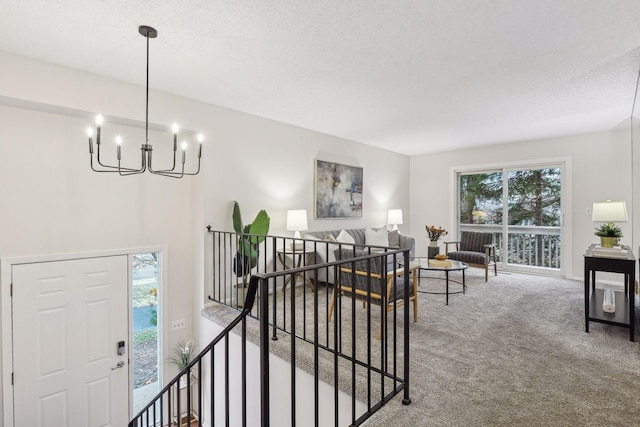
[
  {"x1": 337, "y1": 249, "x2": 396, "y2": 297},
  {"x1": 460, "y1": 231, "x2": 492, "y2": 253}
]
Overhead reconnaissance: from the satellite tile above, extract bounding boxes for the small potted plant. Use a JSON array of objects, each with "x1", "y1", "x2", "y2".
[
  {"x1": 594, "y1": 223, "x2": 623, "y2": 248},
  {"x1": 168, "y1": 339, "x2": 197, "y2": 388}
]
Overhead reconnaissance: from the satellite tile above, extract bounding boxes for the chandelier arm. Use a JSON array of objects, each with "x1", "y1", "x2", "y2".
[
  {"x1": 150, "y1": 143, "x2": 202, "y2": 175},
  {"x1": 151, "y1": 171, "x2": 185, "y2": 179},
  {"x1": 148, "y1": 145, "x2": 179, "y2": 173},
  {"x1": 150, "y1": 159, "x2": 200, "y2": 176},
  {"x1": 150, "y1": 162, "x2": 184, "y2": 178},
  {"x1": 93, "y1": 142, "x2": 146, "y2": 172},
  {"x1": 117, "y1": 149, "x2": 148, "y2": 176},
  {"x1": 90, "y1": 155, "x2": 121, "y2": 173}
]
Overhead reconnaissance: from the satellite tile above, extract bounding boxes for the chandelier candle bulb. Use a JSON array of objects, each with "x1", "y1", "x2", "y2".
[
  {"x1": 197, "y1": 133, "x2": 204, "y2": 158},
  {"x1": 87, "y1": 128, "x2": 94, "y2": 154},
  {"x1": 116, "y1": 136, "x2": 122, "y2": 160},
  {"x1": 172, "y1": 123, "x2": 179, "y2": 149},
  {"x1": 95, "y1": 115, "x2": 102, "y2": 145}
]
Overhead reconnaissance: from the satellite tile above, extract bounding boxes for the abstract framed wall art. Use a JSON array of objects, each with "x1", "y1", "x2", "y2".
[{"x1": 315, "y1": 160, "x2": 363, "y2": 218}]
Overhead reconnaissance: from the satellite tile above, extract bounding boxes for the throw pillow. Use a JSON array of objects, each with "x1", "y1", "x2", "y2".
[
  {"x1": 388, "y1": 229, "x2": 400, "y2": 248},
  {"x1": 323, "y1": 234, "x2": 337, "y2": 242},
  {"x1": 336, "y1": 229, "x2": 356, "y2": 245},
  {"x1": 365, "y1": 227, "x2": 390, "y2": 247}
]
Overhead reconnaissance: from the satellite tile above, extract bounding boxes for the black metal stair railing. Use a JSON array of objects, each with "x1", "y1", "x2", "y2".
[
  {"x1": 129, "y1": 275, "x2": 260, "y2": 427},
  {"x1": 130, "y1": 229, "x2": 413, "y2": 426}
]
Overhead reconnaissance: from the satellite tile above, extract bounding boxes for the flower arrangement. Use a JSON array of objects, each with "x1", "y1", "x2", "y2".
[
  {"x1": 426, "y1": 225, "x2": 448, "y2": 242},
  {"x1": 168, "y1": 339, "x2": 197, "y2": 370}
]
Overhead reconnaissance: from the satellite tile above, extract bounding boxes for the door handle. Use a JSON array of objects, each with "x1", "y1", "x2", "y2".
[{"x1": 111, "y1": 361, "x2": 125, "y2": 370}]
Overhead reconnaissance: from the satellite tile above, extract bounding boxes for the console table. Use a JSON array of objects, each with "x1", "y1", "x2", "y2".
[
  {"x1": 583, "y1": 244, "x2": 636, "y2": 341},
  {"x1": 276, "y1": 247, "x2": 315, "y2": 291}
]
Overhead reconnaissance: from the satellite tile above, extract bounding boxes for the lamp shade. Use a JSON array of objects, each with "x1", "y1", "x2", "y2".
[
  {"x1": 388, "y1": 209, "x2": 403, "y2": 225},
  {"x1": 592, "y1": 200, "x2": 628, "y2": 223},
  {"x1": 286, "y1": 209, "x2": 308, "y2": 234}
]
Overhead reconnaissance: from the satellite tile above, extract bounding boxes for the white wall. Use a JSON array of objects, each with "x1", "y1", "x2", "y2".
[
  {"x1": 410, "y1": 128, "x2": 635, "y2": 280},
  {"x1": 199, "y1": 318, "x2": 366, "y2": 427},
  {"x1": 0, "y1": 50, "x2": 411, "y2": 420}
]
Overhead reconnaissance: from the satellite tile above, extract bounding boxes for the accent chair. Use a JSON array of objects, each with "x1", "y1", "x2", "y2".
[
  {"x1": 445, "y1": 231, "x2": 497, "y2": 281},
  {"x1": 328, "y1": 249, "x2": 419, "y2": 340}
]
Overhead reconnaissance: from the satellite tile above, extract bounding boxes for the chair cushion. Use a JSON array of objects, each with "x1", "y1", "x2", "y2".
[
  {"x1": 448, "y1": 250, "x2": 487, "y2": 265},
  {"x1": 460, "y1": 231, "x2": 492, "y2": 253}
]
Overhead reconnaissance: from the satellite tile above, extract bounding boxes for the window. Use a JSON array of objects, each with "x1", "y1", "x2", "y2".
[
  {"x1": 131, "y1": 252, "x2": 161, "y2": 414},
  {"x1": 457, "y1": 164, "x2": 563, "y2": 273}
]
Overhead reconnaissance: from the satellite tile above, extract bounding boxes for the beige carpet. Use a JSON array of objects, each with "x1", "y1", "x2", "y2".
[
  {"x1": 365, "y1": 269, "x2": 640, "y2": 427},
  {"x1": 203, "y1": 268, "x2": 640, "y2": 426}
]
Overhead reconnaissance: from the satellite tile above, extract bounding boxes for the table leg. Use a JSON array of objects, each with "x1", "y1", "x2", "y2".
[
  {"x1": 584, "y1": 263, "x2": 589, "y2": 333},
  {"x1": 462, "y1": 269, "x2": 466, "y2": 294},
  {"x1": 629, "y1": 271, "x2": 635, "y2": 342},
  {"x1": 445, "y1": 270, "x2": 449, "y2": 305},
  {"x1": 624, "y1": 273, "x2": 629, "y2": 295},
  {"x1": 277, "y1": 253, "x2": 292, "y2": 292}
]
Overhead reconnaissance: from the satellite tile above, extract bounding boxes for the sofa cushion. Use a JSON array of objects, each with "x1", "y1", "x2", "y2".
[
  {"x1": 337, "y1": 229, "x2": 356, "y2": 245},
  {"x1": 365, "y1": 227, "x2": 389, "y2": 247},
  {"x1": 388, "y1": 229, "x2": 400, "y2": 248}
]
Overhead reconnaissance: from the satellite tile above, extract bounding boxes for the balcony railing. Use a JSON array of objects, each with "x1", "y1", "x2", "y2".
[{"x1": 459, "y1": 224, "x2": 561, "y2": 269}]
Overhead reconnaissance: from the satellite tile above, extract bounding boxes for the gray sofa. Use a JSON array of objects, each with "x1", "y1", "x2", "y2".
[{"x1": 302, "y1": 228, "x2": 415, "y2": 285}]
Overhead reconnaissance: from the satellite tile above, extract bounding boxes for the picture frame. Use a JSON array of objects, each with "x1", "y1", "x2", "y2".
[{"x1": 315, "y1": 160, "x2": 363, "y2": 218}]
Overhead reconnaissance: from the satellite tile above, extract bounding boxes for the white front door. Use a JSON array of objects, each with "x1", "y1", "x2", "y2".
[{"x1": 12, "y1": 256, "x2": 129, "y2": 427}]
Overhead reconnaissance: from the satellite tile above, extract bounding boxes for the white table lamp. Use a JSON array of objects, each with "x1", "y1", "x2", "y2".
[
  {"x1": 592, "y1": 200, "x2": 627, "y2": 248},
  {"x1": 388, "y1": 209, "x2": 403, "y2": 231},
  {"x1": 592, "y1": 200, "x2": 627, "y2": 224},
  {"x1": 287, "y1": 209, "x2": 308, "y2": 249}
]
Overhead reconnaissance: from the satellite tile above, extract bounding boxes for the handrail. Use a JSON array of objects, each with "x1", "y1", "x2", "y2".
[
  {"x1": 459, "y1": 224, "x2": 561, "y2": 268},
  {"x1": 129, "y1": 273, "x2": 259, "y2": 427},
  {"x1": 131, "y1": 229, "x2": 412, "y2": 427}
]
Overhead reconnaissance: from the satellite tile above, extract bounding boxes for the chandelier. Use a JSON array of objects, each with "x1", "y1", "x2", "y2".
[{"x1": 86, "y1": 25, "x2": 203, "y2": 178}]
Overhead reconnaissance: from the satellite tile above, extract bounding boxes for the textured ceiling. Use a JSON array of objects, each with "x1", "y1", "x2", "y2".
[{"x1": 1, "y1": 0, "x2": 639, "y2": 155}]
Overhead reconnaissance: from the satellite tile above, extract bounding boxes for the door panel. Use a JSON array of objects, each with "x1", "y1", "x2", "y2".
[{"x1": 12, "y1": 256, "x2": 129, "y2": 427}]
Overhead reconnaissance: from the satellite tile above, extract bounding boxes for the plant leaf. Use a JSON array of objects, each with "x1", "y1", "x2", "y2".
[
  {"x1": 248, "y1": 210, "x2": 271, "y2": 244},
  {"x1": 232, "y1": 201, "x2": 243, "y2": 234}
]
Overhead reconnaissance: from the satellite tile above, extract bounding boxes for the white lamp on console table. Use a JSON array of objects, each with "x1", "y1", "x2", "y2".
[
  {"x1": 592, "y1": 200, "x2": 627, "y2": 248},
  {"x1": 286, "y1": 209, "x2": 308, "y2": 249}
]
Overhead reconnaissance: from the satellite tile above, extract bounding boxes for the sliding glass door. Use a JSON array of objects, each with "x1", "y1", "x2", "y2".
[{"x1": 457, "y1": 164, "x2": 563, "y2": 274}]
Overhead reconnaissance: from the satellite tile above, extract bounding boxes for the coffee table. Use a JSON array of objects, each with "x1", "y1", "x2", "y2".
[{"x1": 403, "y1": 257, "x2": 468, "y2": 305}]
